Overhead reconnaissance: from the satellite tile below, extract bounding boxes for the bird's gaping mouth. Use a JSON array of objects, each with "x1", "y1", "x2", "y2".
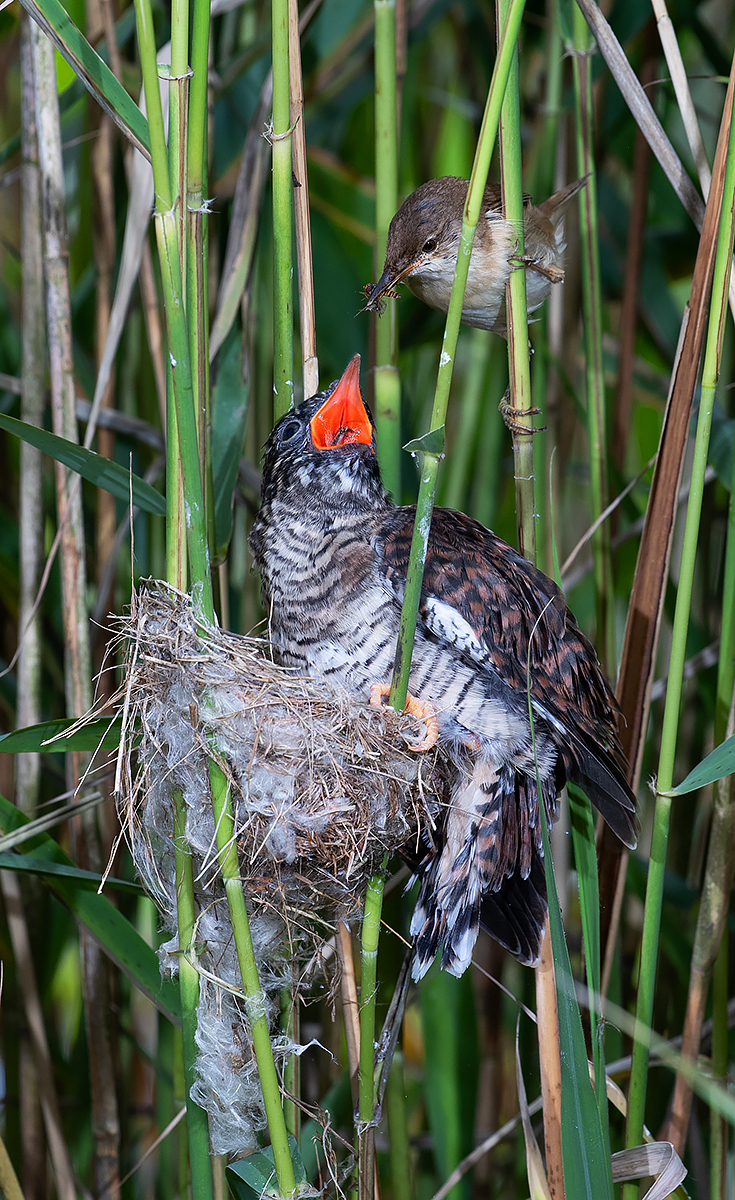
[{"x1": 310, "y1": 355, "x2": 374, "y2": 451}]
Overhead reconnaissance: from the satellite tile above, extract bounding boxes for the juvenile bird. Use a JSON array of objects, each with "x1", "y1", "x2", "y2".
[
  {"x1": 365, "y1": 176, "x2": 586, "y2": 335},
  {"x1": 250, "y1": 356, "x2": 637, "y2": 978}
]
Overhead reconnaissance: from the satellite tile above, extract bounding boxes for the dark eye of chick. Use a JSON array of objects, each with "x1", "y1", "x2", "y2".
[
  {"x1": 279, "y1": 418, "x2": 302, "y2": 445},
  {"x1": 423, "y1": 238, "x2": 437, "y2": 252}
]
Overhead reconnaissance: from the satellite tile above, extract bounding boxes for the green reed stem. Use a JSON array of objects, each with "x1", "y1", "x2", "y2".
[
  {"x1": 623, "y1": 96, "x2": 735, "y2": 1182},
  {"x1": 389, "y1": 0, "x2": 526, "y2": 710},
  {"x1": 210, "y1": 764, "x2": 296, "y2": 1195},
  {"x1": 529, "y1": 0, "x2": 561, "y2": 575},
  {"x1": 133, "y1": 0, "x2": 211, "y2": 608},
  {"x1": 710, "y1": 936, "x2": 729, "y2": 1200},
  {"x1": 708, "y1": 382, "x2": 735, "y2": 1200},
  {"x1": 374, "y1": 0, "x2": 400, "y2": 499},
  {"x1": 385, "y1": 1053, "x2": 412, "y2": 1200},
  {"x1": 272, "y1": 0, "x2": 294, "y2": 419},
  {"x1": 568, "y1": 787, "x2": 609, "y2": 1141},
  {"x1": 174, "y1": 788, "x2": 214, "y2": 1200},
  {"x1": 441, "y1": 327, "x2": 492, "y2": 511},
  {"x1": 169, "y1": 0, "x2": 188, "y2": 277},
  {"x1": 358, "y1": 869, "x2": 386, "y2": 1200},
  {"x1": 136, "y1": 0, "x2": 291, "y2": 1189},
  {"x1": 570, "y1": 4, "x2": 614, "y2": 671},
  {"x1": 187, "y1": 0, "x2": 214, "y2": 564},
  {"x1": 498, "y1": 0, "x2": 535, "y2": 560},
  {"x1": 134, "y1": 0, "x2": 213, "y2": 1184},
  {"x1": 280, "y1": 988, "x2": 299, "y2": 1139}
]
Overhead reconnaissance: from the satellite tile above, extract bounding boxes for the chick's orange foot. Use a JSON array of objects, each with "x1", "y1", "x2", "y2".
[{"x1": 369, "y1": 682, "x2": 439, "y2": 752}]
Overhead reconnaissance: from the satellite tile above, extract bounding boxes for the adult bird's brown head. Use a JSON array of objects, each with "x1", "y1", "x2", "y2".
[{"x1": 258, "y1": 355, "x2": 386, "y2": 514}]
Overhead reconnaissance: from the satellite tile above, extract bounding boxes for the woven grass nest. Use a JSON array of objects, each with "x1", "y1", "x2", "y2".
[
  {"x1": 119, "y1": 580, "x2": 444, "y2": 933},
  {"x1": 115, "y1": 581, "x2": 445, "y2": 1152}
]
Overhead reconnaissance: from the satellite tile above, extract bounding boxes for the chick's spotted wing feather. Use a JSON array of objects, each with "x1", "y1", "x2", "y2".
[
  {"x1": 378, "y1": 507, "x2": 638, "y2": 845},
  {"x1": 379, "y1": 506, "x2": 579, "y2": 699}
]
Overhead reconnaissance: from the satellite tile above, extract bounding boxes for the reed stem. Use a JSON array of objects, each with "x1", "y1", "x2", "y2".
[
  {"x1": 385, "y1": 1053, "x2": 412, "y2": 1200},
  {"x1": 209, "y1": 765, "x2": 296, "y2": 1195},
  {"x1": 174, "y1": 788, "x2": 214, "y2": 1199},
  {"x1": 570, "y1": 3, "x2": 614, "y2": 671},
  {"x1": 358, "y1": 869, "x2": 385, "y2": 1200},
  {"x1": 374, "y1": 0, "x2": 401, "y2": 499},
  {"x1": 498, "y1": 0, "x2": 535, "y2": 559},
  {"x1": 623, "y1": 91, "x2": 735, "y2": 1180},
  {"x1": 389, "y1": 0, "x2": 527, "y2": 710},
  {"x1": 187, "y1": 0, "x2": 214, "y2": 562},
  {"x1": 289, "y1": 0, "x2": 318, "y2": 399},
  {"x1": 272, "y1": 0, "x2": 295, "y2": 418}
]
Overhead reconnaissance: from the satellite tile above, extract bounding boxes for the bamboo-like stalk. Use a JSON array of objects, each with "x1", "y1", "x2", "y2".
[
  {"x1": 132, "y1": 1, "x2": 213, "y2": 1191},
  {"x1": 710, "y1": 932, "x2": 729, "y2": 1200},
  {"x1": 373, "y1": 0, "x2": 400, "y2": 500},
  {"x1": 173, "y1": 790, "x2": 215, "y2": 1199},
  {"x1": 570, "y1": 3, "x2": 614, "y2": 673},
  {"x1": 526, "y1": 2, "x2": 562, "y2": 576},
  {"x1": 440, "y1": 328, "x2": 491, "y2": 511},
  {"x1": 187, "y1": 0, "x2": 213, "y2": 557},
  {"x1": 496, "y1": 4, "x2": 564, "y2": 1189},
  {"x1": 17, "y1": 11, "x2": 44, "y2": 825},
  {"x1": 33, "y1": 20, "x2": 122, "y2": 1193},
  {"x1": 663, "y1": 358, "x2": 735, "y2": 1150},
  {"x1": 208, "y1": 767, "x2": 296, "y2": 1196},
  {"x1": 623, "y1": 90, "x2": 735, "y2": 1182},
  {"x1": 710, "y1": 423, "x2": 735, "y2": 1200},
  {"x1": 389, "y1": 0, "x2": 527, "y2": 711},
  {"x1": 385, "y1": 1054, "x2": 412, "y2": 1200},
  {"x1": 337, "y1": 922, "x2": 361, "y2": 1104},
  {"x1": 498, "y1": 0, "x2": 534, "y2": 559},
  {"x1": 358, "y1": 870, "x2": 385, "y2": 1200},
  {"x1": 272, "y1": 0, "x2": 294, "y2": 418},
  {"x1": 664, "y1": 701, "x2": 735, "y2": 1153},
  {"x1": 133, "y1": 0, "x2": 297, "y2": 1186},
  {"x1": 612, "y1": 52, "x2": 656, "y2": 478},
  {"x1": 288, "y1": 0, "x2": 318, "y2": 399},
  {"x1": 599, "y1": 58, "x2": 735, "y2": 992},
  {"x1": 0, "y1": 870, "x2": 76, "y2": 1200}
]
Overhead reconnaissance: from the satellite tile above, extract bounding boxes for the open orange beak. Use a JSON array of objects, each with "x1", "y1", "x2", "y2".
[{"x1": 310, "y1": 355, "x2": 374, "y2": 451}]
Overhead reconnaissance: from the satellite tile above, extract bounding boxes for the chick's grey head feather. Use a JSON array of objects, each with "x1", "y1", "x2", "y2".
[{"x1": 258, "y1": 362, "x2": 386, "y2": 514}]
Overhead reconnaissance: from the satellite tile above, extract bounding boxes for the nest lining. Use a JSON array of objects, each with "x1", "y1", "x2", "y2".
[{"x1": 116, "y1": 581, "x2": 445, "y2": 1154}]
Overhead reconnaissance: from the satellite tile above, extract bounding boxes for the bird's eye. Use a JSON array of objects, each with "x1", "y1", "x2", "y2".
[
  {"x1": 422, "y1": 238, "x2": 436, "y2": 253},
  {"x1": 279, "y1": 418, "x2": 302, "y2": 446}
]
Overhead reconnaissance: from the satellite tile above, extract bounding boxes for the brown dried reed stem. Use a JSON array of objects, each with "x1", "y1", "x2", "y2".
[{"x1": 599, "y1": 55, "x2": 735, "y2": 993}]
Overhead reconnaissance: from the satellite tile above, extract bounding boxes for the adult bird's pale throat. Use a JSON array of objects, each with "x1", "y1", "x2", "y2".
[{"x1": 250, "y1": 356, "x2": 637, "y2": 979}]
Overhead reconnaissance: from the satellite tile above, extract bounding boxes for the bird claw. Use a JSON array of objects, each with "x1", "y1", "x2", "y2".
[
  {"x1": 369, "y1": 683, "x2": 439, "y2": 752},
  {"x1": 498, "y1": 390, "x2": 547, "y2": 436},
  {"x1": 509, "y1": 255, "x2": 565, "y2": 283}
]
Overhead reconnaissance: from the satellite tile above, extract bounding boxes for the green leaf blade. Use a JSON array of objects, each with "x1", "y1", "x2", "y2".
[
  {"x1": 0, "y1": 412, "x2": 165, "y2": 515},
  {"x1": 0, "y1": 794, "x2": 179, "y2": 1027},
  {"x1": 19, "y1": 0, "x2": 151, "y2": 157},
  {"x1": 0, "y1": 717, "x2": 122, "y2": 753},
  {"x1": 667, "y1": 732, "x2": 735, "y2": 794}
]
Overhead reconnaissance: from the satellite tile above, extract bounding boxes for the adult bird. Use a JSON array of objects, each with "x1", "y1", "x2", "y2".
[
  {"x1": 365, "y1": 176, "x2": 586, "y2": 335},
  {"x1": 250, "y1": 357, "x2": 637, "y2": 979}
]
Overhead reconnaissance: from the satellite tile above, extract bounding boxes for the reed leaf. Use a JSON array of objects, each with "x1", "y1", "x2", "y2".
[
  {"x1": 0, "y1": 412, "x2": 166, "y2": 515},
  {"x1": 18, "y1": 0, "x2": 151, "y2": 157}
]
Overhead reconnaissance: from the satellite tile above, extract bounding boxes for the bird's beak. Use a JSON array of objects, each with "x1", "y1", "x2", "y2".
[
  {"x1": 364, "y1": 261, "x2": 418, "y2": 312},
  {"x1": 310, "y1": 355, "x2": 374, "y2": 451}
]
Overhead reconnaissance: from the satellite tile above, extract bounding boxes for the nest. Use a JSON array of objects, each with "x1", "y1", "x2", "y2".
[{"x1": 115, "y1": 581, "x2": 444, "y2": 1153}]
